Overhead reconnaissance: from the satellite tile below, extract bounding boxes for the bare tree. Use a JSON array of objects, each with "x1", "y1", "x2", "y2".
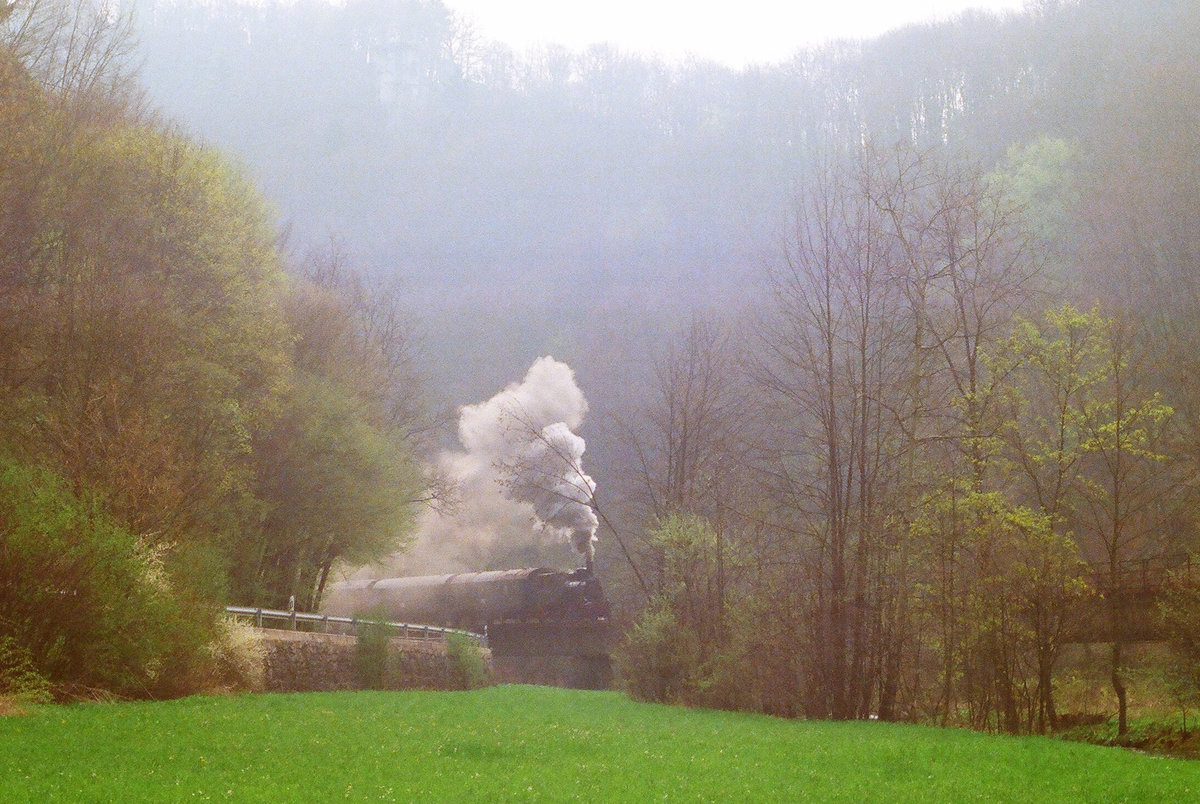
[
  {"x1": 754, "y1": 150, "x2": 911, "y2": 719},
  {"x1": 750, "y1": 143, "x2": 1047, "y2": 725},
  {"x1": 870, "y1": 144, "x2": 1043, "y2": 728},
  {"x1": 616, "y1": 313, "x2": 760, "y2": 646},
  {"x1": 296, "y1": 236, "x2": 442, "y2": 446}
]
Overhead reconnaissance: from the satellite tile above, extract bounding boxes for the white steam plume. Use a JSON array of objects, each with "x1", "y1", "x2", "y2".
[
  {"x1": 505, "y1": 421, "x2": 599, "y2": 560},
  {"x1": 369, "y1": 356, "x2": 597, "y2": 576}
]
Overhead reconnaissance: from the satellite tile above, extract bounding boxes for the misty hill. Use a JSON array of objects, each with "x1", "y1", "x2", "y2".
[{"x1": 132, "y1": 0, "x2": 1198, "y2": 402}]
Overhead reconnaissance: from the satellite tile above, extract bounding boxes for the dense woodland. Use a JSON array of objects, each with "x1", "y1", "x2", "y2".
[
  {"x1": 0, "y1": 0, "x2": 432, "y2": 697},
  {"x1": 4, "y1": 0, "x2": 1200, "y2": 736}
]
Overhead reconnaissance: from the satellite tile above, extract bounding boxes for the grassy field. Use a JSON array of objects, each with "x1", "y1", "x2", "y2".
[{"x1": 2, "y1": 685, "x2": 1197, "y2": 802}]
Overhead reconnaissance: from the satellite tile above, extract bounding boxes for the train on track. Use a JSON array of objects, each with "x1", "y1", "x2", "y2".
[
  {"x1": 322, "y1": 566, "x2": 608, "y2": 631},
  {"x1": 322, "y1": 566, "x2": 612, "y2": 689}
]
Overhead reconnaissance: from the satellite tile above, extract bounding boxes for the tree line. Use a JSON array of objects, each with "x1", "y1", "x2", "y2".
[
  {"x1": 7, "y1": 0, "x2": 1200, "y2": 730},
  {"x1": 134, "y1": 0, "x2": 1197, "y2": 277},
  {"x1": 131, "y1": 0, "x2": 1200, "y2": 413},
  {"x1": 613, "y1": 140, "x2": 1199, "y2": 736},
  {"x1": 0, "y1": 0, "x2": 429, "y2": 698}
]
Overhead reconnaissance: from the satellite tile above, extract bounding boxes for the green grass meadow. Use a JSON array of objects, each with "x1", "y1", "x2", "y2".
[{"x1": 1, "y1": 685, "x2": 1196, "y2": 801}]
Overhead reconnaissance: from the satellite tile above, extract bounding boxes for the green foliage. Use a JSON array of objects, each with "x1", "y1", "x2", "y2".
[
  {"x1": 908, "y1": 481, "x2": 1091, "y2": 731},
  {"x1": 1058, "y1": 709, "x2": 1200, "y2": 758},
  {"x1": 2, "y1": 687, "x2": 1199, "y2": 800},
  {"x1": 0, "y1": 636, "x2": 52, "y2": 704},
  {"x1": 0, "y1": 9, "x2": 431, "y2": 693},
  {"x1": 991, "y1": 304, "x2": 1173, "y2": 516},
  {"x1": 995, "y1": 136, "x2": 1081, "y2": 259},
  {"x1": 353, "y1": 616, "x2": 393, "y2": 690},
  {"x1": 925, "y1": 302, "x2": 1173, "y2": 732},
  {"x1": 353, "y1": 619, "x2": 489, "y2": 691},
  {"x1": 0, "y1": 64, "x2": 300, "y2": 659},
  {"x1": 992, "y1": 304, "x2": 1109, "y2": 481},
  {"x1": 245, "y1": 373, "x2": 422, "y2": 609},
  {"x1": 619, "y1": 515, "x2": 719, "y2": 704},
  {"x1": 0, "y1": 457, "x2": 219, "y2": 698},
  {"x1": 444, "y1": 632, "x2": 491, "y2": 690},
  {"x1": 9, "y1": 121, "x2": 291, "y2": 547},
  {"x1": 618, "y1": 602, "x2": 700, "y2": 703},
  {"x1": 0, "y1": 23, "x2": 271, "y2": 698},
  {"x1": 619, "y1": 514, "x2": 764, "y2": 710},
  {"x1": 229, "y1": 249, "x2": 429, "y2": 609}
]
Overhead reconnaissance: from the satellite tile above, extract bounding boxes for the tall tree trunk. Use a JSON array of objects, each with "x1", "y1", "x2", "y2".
[
  {"x1": 1111, "y1": 585, "x2": 1128, "y2": 738},
  {"x1": 1036, "y1": 614, "x2": 1057, "y2": 733}
]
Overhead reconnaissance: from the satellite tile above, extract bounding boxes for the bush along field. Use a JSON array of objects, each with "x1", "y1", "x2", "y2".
[{"x1": 2, "y1": 686, "x2": 1198, "y2": 802}]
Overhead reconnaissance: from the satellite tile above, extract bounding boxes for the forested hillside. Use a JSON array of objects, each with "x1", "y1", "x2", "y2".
[
  {"x1": 0, "y1": 0, "x2": 430, "y2": 698},
  {"x1": 134, "y1": 0, "x2": 1200, "y2": 400},
  {"x1": 7, "y1": 0, "x2": 1200, "y2": 736}
]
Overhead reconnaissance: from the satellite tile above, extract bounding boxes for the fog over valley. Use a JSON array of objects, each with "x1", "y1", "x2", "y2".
[
  {"x1": 6, "y1": 0, "x2": 1200, "y2": 734},
  {"x1": 132, "y1": 0, "x2": 1066, "y2": 405}
]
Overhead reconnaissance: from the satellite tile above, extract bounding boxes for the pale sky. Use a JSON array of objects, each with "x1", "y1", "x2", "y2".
[{"x1": 444, "y1": 0, "x2": 1033, "y2": 68}]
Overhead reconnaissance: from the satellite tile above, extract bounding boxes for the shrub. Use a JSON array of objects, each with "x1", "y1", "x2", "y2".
[
  {"x1": 204, "y1": 619, "x2": 267, "y2": 692},
  {"x1": 617, "y1": 603, "x2": 701, "y2": 703},
  {"x1": 445, "y1": 632, "x2": 492, "y2": 689},
  {"x1": 0, "y1": 457, "x2": 219, "y2": 698},
  {"x1": 0, "y1": 636, "x2": 53, "y2": 705},
  {"x1": 618, "y1": 515, "x2": 753, "y2": 706},
  {"x1": 353, "y1": 617, "x2": 393, "y2": 689}
]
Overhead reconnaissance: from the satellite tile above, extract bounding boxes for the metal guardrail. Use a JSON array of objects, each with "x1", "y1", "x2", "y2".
[{"x1": 224, "y1": 606, "x2": 486, "y2": 648}]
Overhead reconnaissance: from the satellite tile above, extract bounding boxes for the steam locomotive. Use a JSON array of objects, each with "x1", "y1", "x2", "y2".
[
  {"x1": 322, "y1": 566, "x2": 608, "y2": 633},
  {"x1": 322, "y1": 566, "x2": 612, "y2": 689}
]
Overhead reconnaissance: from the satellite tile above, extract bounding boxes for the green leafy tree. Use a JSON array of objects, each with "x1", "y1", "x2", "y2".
[
  {"x1": 1074, "y1": 316, "x2": 1174, "y2": 738},
  {"x1": 619, "y1": 514, "x2": 758, "y2": 710},
  {"x1": 994, "y1": 136, "x2": 1081, "y2": 283},
  {"x1": 0, "y1": 457, "x2": 215, "y2": 697},
  {"x1": 245, "y1": 374, "x2": 421, "y2": 610},
  {"x1": 238, "y1": 247, "x2": 429, "y2": 609},
  {"x1": 1, "y1": 0, "x2": 438, "y2": 697},
  {"x1": 909, "y1": 484, "x2": 1087, "y2": 733},
  {"x1": 989, "y1": 304, "x2": 1109, "y2": 730},
  {"x1": 0, "y1": 10, "x2": 296, "y2": 699},
  {"x1": 991, "y1": 304, "x2": 1172, "y2": 735},
  {"x1": 3, "y1": 119, "x2": 290, "y2": 550}
]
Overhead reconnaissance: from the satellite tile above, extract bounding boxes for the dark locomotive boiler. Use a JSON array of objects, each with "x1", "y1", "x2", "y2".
[{"x1": 323, "y1": 566, "x2": 612, "y2": 689}]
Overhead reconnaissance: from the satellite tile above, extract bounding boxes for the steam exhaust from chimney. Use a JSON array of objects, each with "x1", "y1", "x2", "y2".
[
  {"x1": 375, "y1": 356, "x2": 598, "y2": 577},
  {"x1": 481, "y1": 367, "x2": 599, "y2": 567},
  {"x1": 500, "y1": 418, "x2": 598, "y2": 566}
]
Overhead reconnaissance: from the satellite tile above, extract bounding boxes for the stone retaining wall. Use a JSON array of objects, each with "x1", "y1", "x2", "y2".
[{"x1": 257, "y1": 629, "x2": 487, "y2": 692}]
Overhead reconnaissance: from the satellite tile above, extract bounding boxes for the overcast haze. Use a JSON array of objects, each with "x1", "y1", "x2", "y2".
[{"x1": 445, "y1": 0, "x2": 1033, "y2": 67}]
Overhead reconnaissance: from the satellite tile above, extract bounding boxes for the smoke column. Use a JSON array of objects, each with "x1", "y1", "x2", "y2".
[
  {"x1": 505, "y1": 421, "x2": 599, "y2": 561},
  {"x1": 457, "y1": 355, "x2": 599, "y2": 562},
  {"x1": 372, "y1": 356, "x2": 597, "y2": 575}
]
